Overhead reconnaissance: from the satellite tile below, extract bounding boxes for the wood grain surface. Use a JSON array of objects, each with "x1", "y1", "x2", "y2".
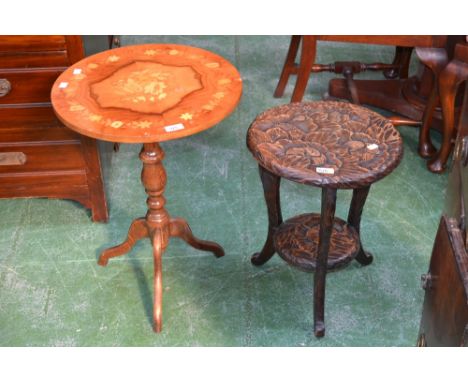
[
  {"x1": 247, "y1": 101, "x2": 403, "y2": 189},
  {"x1": 51, "y1": 44, "x2": 242, "y2": 143},
  {"x1": 274, "y1": 213, "x2": 360, "y2": 272}
]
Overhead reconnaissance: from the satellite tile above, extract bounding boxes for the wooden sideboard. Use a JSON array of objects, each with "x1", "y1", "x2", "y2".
[
  {"x1": 0, "y1": 35, "x2": 108, "y2": 222},
  {"x1": 417, "y1": 56, "x2": 468, "y2": 346}
]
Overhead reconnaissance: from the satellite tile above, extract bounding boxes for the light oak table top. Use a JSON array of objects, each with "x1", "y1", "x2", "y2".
[{"x1": 51, "y1": 44, "x2": 242, "y2": 143}]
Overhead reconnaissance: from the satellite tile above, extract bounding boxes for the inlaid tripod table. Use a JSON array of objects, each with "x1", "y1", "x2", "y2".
[{"x1": 51, "y1": 44, "x2": 242, "y2": 332}]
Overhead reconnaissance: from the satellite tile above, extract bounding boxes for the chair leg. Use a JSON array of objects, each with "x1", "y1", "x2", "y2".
[
  {"x1": 291, "y1": 36, "x2": 317, "y2": 103},
  {"x1": 314, "y1": 187, "x2": 337, "y2": 338},
  {"x1": 274, "y1": 35, "x2": 301, "y2": 98}
]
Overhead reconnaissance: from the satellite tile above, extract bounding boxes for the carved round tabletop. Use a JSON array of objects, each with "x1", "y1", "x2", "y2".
[
  {"x1": 247, "y1": 101, "x2": 403, "y2": 189},
  {"x1": 51, "y1": 44, "x2": 242, "y2": 143}
]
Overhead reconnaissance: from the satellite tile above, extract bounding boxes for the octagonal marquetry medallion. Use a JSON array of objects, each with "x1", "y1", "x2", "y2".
[{"x1": 90, "y1": 61, "x2": 203, "y2": 114}]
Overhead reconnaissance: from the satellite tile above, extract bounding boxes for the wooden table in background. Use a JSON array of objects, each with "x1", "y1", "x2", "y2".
[{"x1": 51, "y1": 44, "x2": 242, "y2": 332}]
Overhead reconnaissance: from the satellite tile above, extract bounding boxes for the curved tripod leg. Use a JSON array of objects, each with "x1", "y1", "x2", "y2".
[
  {"x1": 169, "y1": 217, "x2": 224, "y2": 258},
  {"x1": 98, "y1": 218, "x2": 148, "y2": 266},
  {"x1": 251, "y1": 165, "x2": 283, "y2": 266},
  {"x1": 347, "y1": 186, "x2": 373, "y2": 266},
  {"x1": 152, "y1": 229, "x2": 164, "y2": 333},
  {"x1": 274, "y1": 35, "x2": 301, "y2": 98}
]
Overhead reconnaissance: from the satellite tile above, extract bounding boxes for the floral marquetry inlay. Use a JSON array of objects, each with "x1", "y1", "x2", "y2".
[
  {"x1": 91, "y1": 61, "x2": 203, "y2": 114},
  {"x1": 51, "y1": 43, "x2": 242, "y2": 143}
]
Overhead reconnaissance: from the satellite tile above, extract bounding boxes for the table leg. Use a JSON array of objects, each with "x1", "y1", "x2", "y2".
[
  {"x1": 428, "y1": 58, "x2": 468, "y2": 173},
  {"x1": 251, "y1": 165, "x2": 283, "y2": 266},
  {"x1": 347, "y1": 186, "x2": 373, "y2": 266},
  {"x1": 169, "y1": 217, "x2": 224, "y2": 257},
  {"x1": 98, "y1": 218, "x2": 148, "y2": 265},
  {"x1": 314, "y1": 187, "x2": 336, "y2": 338},
  {"x1": 98, "y1": 142, "x2": 224, "y2": 333}
]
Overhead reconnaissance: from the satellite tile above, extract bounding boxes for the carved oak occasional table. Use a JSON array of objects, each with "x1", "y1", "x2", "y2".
[
  {"x1": 247, "y1": 101, "x2": 403, "y2": 337},
  {"x1": 51, "y1": 44, "x2": 242, "y2": 332}
]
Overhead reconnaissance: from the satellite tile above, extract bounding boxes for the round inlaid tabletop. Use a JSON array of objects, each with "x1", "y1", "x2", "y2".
[
  {"x1": 247, "y1": 101, "x2": 403, "y2": 189},
  {"x1": 51, "y1": 44, "x2": 243, "y2": 143}
]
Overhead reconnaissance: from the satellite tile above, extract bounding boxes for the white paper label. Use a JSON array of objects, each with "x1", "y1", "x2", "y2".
[
  {"x1": 367, "y1": 144, "x2": 379, "y2": 150},
  {"x1": 316, "y1": 167, "x2": 335, "y2": 175},
  {"x1": 164, "y1": 123, "x2": 185, "y2": 132},
  {"x1": 73, "y1": 68, "x2": 82, "y2": 75},
  {"x1": 58, "y1": 82, "x2": 68, "y2": 88}
]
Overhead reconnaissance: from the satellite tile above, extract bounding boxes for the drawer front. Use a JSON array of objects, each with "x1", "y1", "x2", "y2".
[
  {"x1": 0, "y1": 142, "x2": 86, "y2": 175},
  {"x1": 0, "y1": 36, "x2": 66, "y2": 52},
  {"x1": 0, "y1": 51, "x2": 69, "y2": 69},
  {"x1": 0, "y1": 68, "x2": 64, "y2": 105},
  {"x1": 0, "y1": 124, "x2": 81, "y2": 143}
]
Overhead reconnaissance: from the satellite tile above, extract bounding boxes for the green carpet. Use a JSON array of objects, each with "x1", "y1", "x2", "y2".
[{"x1": 0, "y1": 36, "x2": 447, "y2": 346}]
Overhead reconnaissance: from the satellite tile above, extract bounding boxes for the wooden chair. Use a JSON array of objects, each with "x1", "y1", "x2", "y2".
[{"x1": 274, "y1": 35, "x2": 448, "y2": 103}]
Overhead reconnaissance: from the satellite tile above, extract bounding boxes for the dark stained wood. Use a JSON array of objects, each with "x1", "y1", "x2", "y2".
[
  {"x1": 417, "y1": 216, "x2": 468, "y2": 346},
  {"x1": 248, "y1": 101, "x2": 403, "y2": 337},
  {"x1": 418, "y1": 69, "x2": 468, "y2": 346},
  {"x1": 347, "y1": 186, "x2": 373, "y2": 265},
  {"x1": 51, "y1": 44, "x2": 243, "y2": 144},
  {"x1": 0, "y1": 35, "x2": 108, "y2": 222},
  {"x1": 328, "y1": 36, "x2": 467, "y2": 148},
  {"x1": 57, "y1": 44, "x2": 243, "y2": 332},
  {"x1": 274, "y1": 213, "x2": 360, "y2": 271},
  {"x1": 251, "y1": 165, "x2": 283, "y2": 266},
  {"x1": 416, "y1": 47, "x2": 449, "y2": 159},
  {"x1": 0, "y1": 68, "x2": 65, "y2": 104},
  {"x1": 247, "y1": 101, "x2": 403, "y2": 189},
  {"x1": 314, "y1": 187, "x2": 337, "y2": 337},
  {"x1": 384, "y1": 47, "x2": 413, "y2": 79},
  {"x1": 0, "y1": 35, "x2": 66, "y2": 51},
  {"x1": 0, "y1": 51, "x2": 69, "y2": 68},
  {"x1": 427, "y1": 43, "x2": 468, "y2": 173},
  {"x1": 274, "y1": 35, "x2": 444, "y2": 103}
]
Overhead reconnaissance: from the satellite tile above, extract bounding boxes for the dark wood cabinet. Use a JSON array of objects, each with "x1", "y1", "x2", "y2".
[
  {"x1": 0, "y1": 35, "x2": 108, "y2": 222},
  {"x1": 418, "y1": 46, "x2": 468, "y2": 346}
]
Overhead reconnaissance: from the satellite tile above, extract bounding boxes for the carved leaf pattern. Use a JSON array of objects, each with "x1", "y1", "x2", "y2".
[
  {"x1": 247, "y1": 101, "x2": 403, "y2": 189},
  {"x1": 274, "y1": 214, "x2": 360, "y2": 272}
]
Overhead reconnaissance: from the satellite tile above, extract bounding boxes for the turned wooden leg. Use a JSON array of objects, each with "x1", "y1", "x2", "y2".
[
  {"x1": 384, "y1": 46, "x2": 413, "y2": 79},
  {"x1": 347, "y1": 186, "x2": 373, "y2": 266},
  {"x1": 416, "y1": 47, "x2": 449, "y2": 159},
  {"x1": 274, "y1": 35, "x2": 301, "y2": 98},
  {"x1": 152, "y1": 228, "x2": 164, "y2": 333},
  {"x1": 98, "y1": 218, "x2": 148, "y2": 266},
  {"x1": 140, "y1": 143, "x2": 171, "y2": 332},
  {"x1": 291, "y1": 36, "x2": 317, "y2": 103},
  {"x1": 169, "y1": 217, "x2": 224, "y2": 258},
  {"x1": 428, "y1": 54, "x2": 468, "y2": 173},
  {"x1": 251, "y1": 165, "x2": 283, "y2": 266},
  {"x1": 314, "y1": 187, "x2": 337, "y2": 338}
]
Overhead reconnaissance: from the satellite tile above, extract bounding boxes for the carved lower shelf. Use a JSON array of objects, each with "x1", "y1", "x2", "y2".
[{"x1": 273, "y1": 213, "x2": 360, "y2": 272}]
